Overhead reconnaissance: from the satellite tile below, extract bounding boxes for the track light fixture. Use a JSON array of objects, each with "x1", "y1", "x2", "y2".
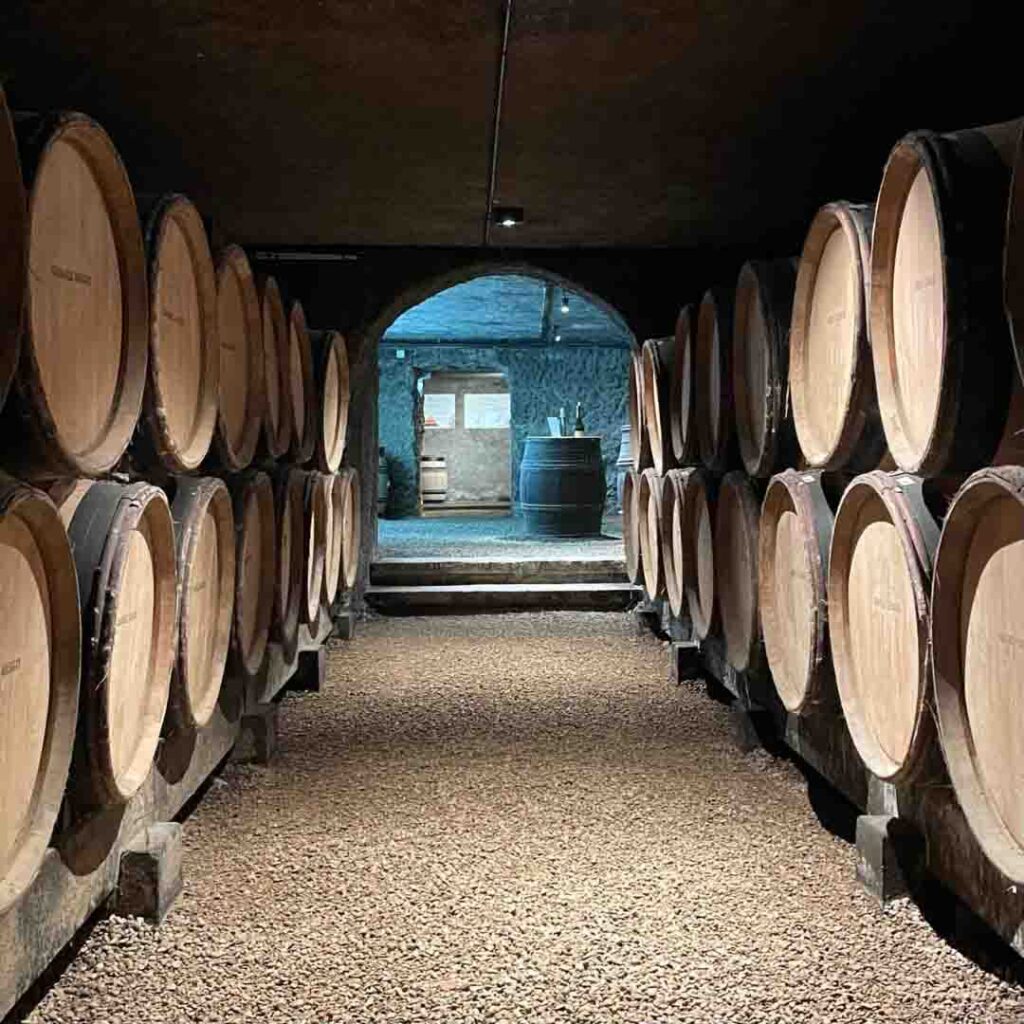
[{"x1": 491, "y1": 205, "x2": 524, "y2": 228}]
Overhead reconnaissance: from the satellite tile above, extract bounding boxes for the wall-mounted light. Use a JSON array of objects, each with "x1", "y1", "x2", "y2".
[
  {"x1": 560, "y1": 293, "x2": 570, "y2": 315},
  {"x1": 491, "y1": 205, "x2": 524, "y2": 228}
]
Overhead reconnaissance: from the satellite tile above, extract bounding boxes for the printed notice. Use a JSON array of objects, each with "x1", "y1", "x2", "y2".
[
  {"x1": 423, "y1": 393, "x2": 456, "y2": 429},
  {"x1": 464, "y1": 393, "x2": 511, "y2": 429}
]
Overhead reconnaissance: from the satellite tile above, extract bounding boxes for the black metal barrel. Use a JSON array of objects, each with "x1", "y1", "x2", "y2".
[{"x1": 519, "y1": 435, "x2": 606, "y2": 537}]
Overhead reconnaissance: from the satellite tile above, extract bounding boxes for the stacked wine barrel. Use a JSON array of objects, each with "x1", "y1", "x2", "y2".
[
  {"x1": 0, "y1": 97, "x2": 362, "y2": 910},
  {"x1": 624, "y1": 116, "x2": 1024, "y2": 884}
]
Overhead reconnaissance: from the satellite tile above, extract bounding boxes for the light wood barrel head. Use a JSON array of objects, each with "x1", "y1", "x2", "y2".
[
  {"x1": 0, "y1": 87, "x2": 26, "y2": 408},
  {"x1": 172, "y1": 477, "x2": 235, "y2": 729},
  {"x1": 661, "y1": 469, "x2": 690, "y2": 619},
  {"x1": 933, "y1": 468, "x2": 1024, "y2": 880},
  {"x1": 791, "y1": 204, "x2": 868, "y2": 467},
  {"x1": 695, "y1": 287, "x2": 735, "y2": 472},
  {"x1": 30, "y1": 131, "x2": 122, "y2": 456},
  {"x1": 0, "y1": 478, "x2": 79, "y2": 913},
  {"x1": 259, "y1": 276, "x2": 290, "y2": 458},
  {"x1": 670, "y1": 306, "x2": 696, "y2": 464},
  {"x1": 323, "y1": 473, "x2": 343, "y2": 605},
  {"x1": 238, "y1": 495, "x2": 261, "y2": 662},
  {"x1": 303, "y1": 471, "x2": 327, "y2": 624},
  {"x1": 686, "y1": 473, "x2": 715, "y2": 639},
  {"x1": 288, "y1": 301, "x2": 316, "y2": 463},
  {"x1": 22, "y1": 113, "x2": 147, "y2": 476},
  {"x1": 146, "y1": 195, "x2": 217, "y2": 470},
  {"x1": 0, "y1": 515, "x2": 53, "y2": 880},
  {"x1": 272, "y1": 469, "x2": 304, "y2": 662},
  {"x1": 716, "y1": 472, "x2": 761, "y2": 672},
  {"x1": 107, "y1": 491, "x2": 176, "y2": 800},
  {"x1": 870, "y1": 142, "x2": 947, "y2": 472},
  {"x1": 638, "y1": 468, "x2": 665, "y2": 600},
  {"x1": 828, "y1": 473, "x2": 936, "y2": 781},
  {"x1": 758, "y1": 471, "x2": 833, "y2": 713},
  {"x1": 312, "y1": 330, "x2": 351, "y2": 473},
  {"x1": 627, "y1": 349, "x2": 647, "y2": 471},
  {"x1": 734, "y1": 265, "x2": 769, "y2": 473},
  {"x1": 339, "y1": 467, "x2": 362, "y2": 592},
  {"x1": 215, "y1": 246, "x2": 262, "y2": 470},
  {"x1": 622, "y1": 468, "x2": 643, "y2": 585},
  {"x1": 641, "y1": 337, "x2": 675, "y2": 474}
]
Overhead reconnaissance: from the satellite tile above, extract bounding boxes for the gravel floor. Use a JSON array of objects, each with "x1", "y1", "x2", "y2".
[
  {"x1": 377, "y1": 514, "x2": 623, "y2": 559},
  {"x1": 24, "y1": 612, "x2": 1024, "y2": 1023}
]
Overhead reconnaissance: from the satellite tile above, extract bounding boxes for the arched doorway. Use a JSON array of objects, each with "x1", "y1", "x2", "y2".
[{"x1": 372, "y1": 266, "x2": 635, "y2": 561}]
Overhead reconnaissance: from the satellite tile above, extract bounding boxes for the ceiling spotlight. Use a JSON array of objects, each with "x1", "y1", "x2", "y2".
[
  {"x1": 560, "y1": 293, "x2": 570, "y2": 315},
  {"x1": 491, "y1": 205, "x2": 524, "y2": 228}
]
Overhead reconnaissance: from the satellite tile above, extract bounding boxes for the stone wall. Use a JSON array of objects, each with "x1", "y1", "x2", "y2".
[{"x1": 379, "y1": 343, "x2": 630, "y2": 518}]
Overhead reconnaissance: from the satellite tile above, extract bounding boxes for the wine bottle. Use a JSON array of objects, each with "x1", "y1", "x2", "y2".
[{"x1": 573, "y1": 402, "x2": 585, "y2": 437}]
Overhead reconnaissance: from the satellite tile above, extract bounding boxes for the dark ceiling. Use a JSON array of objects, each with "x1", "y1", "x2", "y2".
[{"x1": 0, "y1": 2, "x2": 1017, "y2": 252}]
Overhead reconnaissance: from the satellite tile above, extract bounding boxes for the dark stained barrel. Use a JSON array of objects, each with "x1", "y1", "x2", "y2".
[{"x1": 519, "y1": 436, "x2": 606, "y2": 537}]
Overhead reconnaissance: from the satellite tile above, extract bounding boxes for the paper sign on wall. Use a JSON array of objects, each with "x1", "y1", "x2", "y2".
[
  {"x1": 464, "y1": 392, "x2": 511, "y2": 429},
  {"x1": 423, "y1": 393, "x2": 456, "y2": 429}
]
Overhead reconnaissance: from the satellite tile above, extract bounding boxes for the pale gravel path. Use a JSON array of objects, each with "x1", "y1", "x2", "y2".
[{"x1": 24, "y1": 613, "x2": 1024, "y2": 1023}]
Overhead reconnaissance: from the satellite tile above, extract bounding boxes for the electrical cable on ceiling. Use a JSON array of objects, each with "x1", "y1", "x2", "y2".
[{"x1": 483, "y1": 0, "x2": 515, "y2": 247}]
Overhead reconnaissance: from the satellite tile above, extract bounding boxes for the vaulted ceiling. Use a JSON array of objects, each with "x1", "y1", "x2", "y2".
[
  {"x1": 0, "y1": 2, "x2": 1015, "y2": 251},
  {"x1": 383, "y1": 273, "x2": 632, "y2": 345}
]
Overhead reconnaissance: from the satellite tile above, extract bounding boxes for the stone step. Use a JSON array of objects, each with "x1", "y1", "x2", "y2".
[
  {"x1": 370, "y1": 556, "x2": 627, "y2": 587},
  {"x1": 364, "y1": 582, "x2": 641, "y2": 615}
]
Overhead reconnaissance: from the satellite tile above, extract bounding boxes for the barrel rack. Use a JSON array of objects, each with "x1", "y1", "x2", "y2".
[
  {"x1": 0, "y1": 602, "x2": 355, "y2": 1020},
  {"x1": 637, "y1": 598, "x2": 1024, "y2": 967}
]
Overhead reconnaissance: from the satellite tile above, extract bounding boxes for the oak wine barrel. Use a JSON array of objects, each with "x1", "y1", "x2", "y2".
[
  {"x1": 733, "y1": 259, "x2": 798, "y2": 478},
  {"x1": 628, "y1": 348, "x2": 651, "y2": 470},
  {"x1": 258, "y1": 275, "x2": 291, "y2": 458},
  {"x1": 0, "y1": 87, "x2": 26, "y2": 411},
  {"x1": 271, "y1": 468, "x2": 304, "y2": 663},
  {"x1": 622, "y1": 467, "x2": 643, "y2": 586},
  {"x1": 716, "y1": 472, "x2": 762, "y2": 672},
  {"x1": 309, "y1": 329, "x2": 350, "y2": 473},
  {"x1": 213, "y1": 245, "x2": 262, "y2": 471},
  {"x1": 420, "y1": 455, "x2": 448, "y2": 505},
  {"x1": 57, "y1": 480, "x2": 177, "y2": 807},
  {"x1": 695, "y1": 287, "x2": 736, "y2": 472},
  {"x1": 661, "y1": 467, "x2": 697, "y2": 620},
  {"x1": 519, "y1": 436, "x2": 606, "y2": 537},
  {"x1": 932, "y1": 467, "x2": 1024, "y2": 881},
  {"x1": 2, "y1": 111, "x2": 148, "y2": 478},
  {"x1": 288, "y1": 300, "x2": 317, "y2": 464},
  {"x1": 670, "y1": 305, "x2": 698, "y2": 465},
  {"x1": 870, "y1": 122, "x2": 1018, "y2": 474},
  {"x1": 684, "y1": 469, "x2": 715, "y2": 638},
  {"x1": 827, "y1": 471, "x2": 940, "y2": 782},
  {"x1": 138, "y1": 194, "x2": 218, "y2": 472},
  {"x1": 0, "y1": 476, "x2": 79, "y2": 913},
  {"x1": 791, "y1": 201, "x2": 887, "y2": 471},
  {"x1": 641, "y1": 335, "x2": 676, "y2": 474},
  {"x1": 322, "y1": 473, "x2": 343, "y2": 607},
  {"x1": 758, "y1": 469, "x2": 835, "y2": 714},
  {"x1": 339, "y1": 466, "x2": 362, "y2": 592},
  {"x1": 615, "y1": 422, "x2": 631, "y2": 512},
  {"x1": 228, "y1": 471, "x2": 275, "y2": 677},
  {"x1": 168, "y1": 476, "x2": 235, "y2": 729},
  {"x1": 302, "y1": 470, "x2": 327, "y2": 624},
  {"x1": 638, "y1": 467, "x2": 665, "y2": 600}
]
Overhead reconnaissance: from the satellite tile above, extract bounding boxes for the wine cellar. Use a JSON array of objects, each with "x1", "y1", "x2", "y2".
[{"x1": 3, "y1": 4, "x2": 1024, "y2": 1022}]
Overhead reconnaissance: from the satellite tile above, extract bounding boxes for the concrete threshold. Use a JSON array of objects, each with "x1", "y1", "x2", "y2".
[
  {"x1": 370, "y1": 556, "x2": 627, "y2": 587},
  {"x1": 365, "y1": 582, "x2": 641, "y2": 615}
]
